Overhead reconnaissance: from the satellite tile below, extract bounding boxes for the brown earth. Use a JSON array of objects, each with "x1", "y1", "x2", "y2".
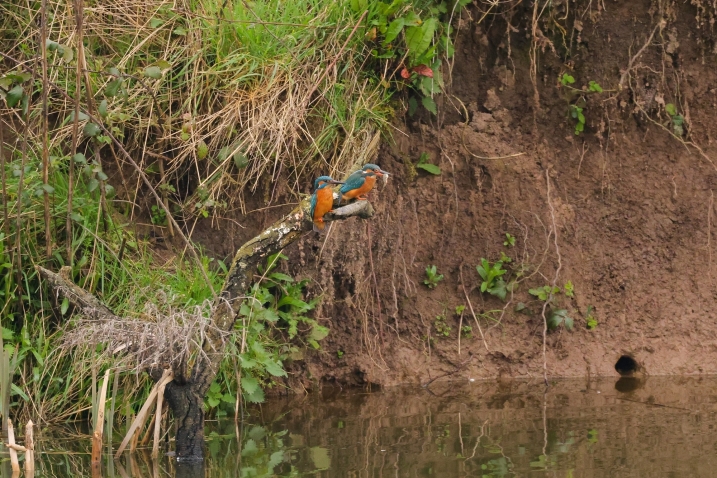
[{"x1": 191, "y1": 0, "x2": 717, "y2": 389}]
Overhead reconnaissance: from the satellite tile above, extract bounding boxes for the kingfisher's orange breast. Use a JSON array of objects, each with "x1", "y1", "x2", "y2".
[
  {"x1": 313, "y1": 187, "x2": 335, "y2": 222},
  {"x1": 343, "y1": 175, "x2": 376, "y2": 200}
]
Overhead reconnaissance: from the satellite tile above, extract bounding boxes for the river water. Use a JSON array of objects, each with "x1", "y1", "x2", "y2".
[{"x1": 16, "y1": 376, "x2": 717, "y2": 477}]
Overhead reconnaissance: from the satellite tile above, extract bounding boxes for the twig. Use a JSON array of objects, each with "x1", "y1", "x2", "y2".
[
  {"x1": 115, "y1": 369, "x2": 173, "y2": 457},
  {"x1": 618, "y1": 20, "x2": 665, "y2": 90},
  {"x1": 25, "y1": 420, "x2": 34, "y2": 473},
  {"x1": 91, "y1": 369, "x2": 110, "y2": 464},
  {"x1": 40, "y1": 0, "x2": 51, "y2": 258},
  {"x1": 459, "y1": 266, "x2": 489, "y2": 352},
  {"x1": 542, "y1": 169, "x2": 563, "y2": 386}
]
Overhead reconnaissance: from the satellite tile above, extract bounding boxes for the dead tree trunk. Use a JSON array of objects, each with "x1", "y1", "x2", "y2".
[{"x1": 38, "y1": 192, "x2": 374, "y2": 461}]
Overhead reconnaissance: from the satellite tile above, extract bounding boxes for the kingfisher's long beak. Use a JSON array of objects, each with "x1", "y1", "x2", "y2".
[
  {"x1": 329, "y1": 179, "x2": 345, "y2": 184},
  {"x1": 376, "y1": 169, "x2": 389, "y2": 177}
]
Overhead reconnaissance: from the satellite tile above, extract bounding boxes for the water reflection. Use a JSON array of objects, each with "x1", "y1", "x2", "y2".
[{"x1": 24, "y1": 376, "x2": 717, "y2": 477}]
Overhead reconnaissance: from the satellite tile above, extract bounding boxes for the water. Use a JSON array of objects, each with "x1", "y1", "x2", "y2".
[{"x1": 15, "y1": 376, "x2": 717, "y2": 477}]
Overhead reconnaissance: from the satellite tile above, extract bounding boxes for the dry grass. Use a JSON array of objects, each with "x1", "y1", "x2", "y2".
[
  {"x1": 60, "y1": 301, "x2": 227, "y2": 375},
  {"x1": 1, "y1": 0, "x2": 388, "y2": 220}
]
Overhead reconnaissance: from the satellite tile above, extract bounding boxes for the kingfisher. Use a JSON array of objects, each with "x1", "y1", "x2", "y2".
[
  {"x1": 339, "y1": 164, "x2": 389, "y2": 202},
  {"x1": 310, "y1": 175, "x2": 344, "y2": 232}
]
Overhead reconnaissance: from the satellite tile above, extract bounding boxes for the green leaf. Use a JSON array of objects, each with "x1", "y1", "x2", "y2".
[
  {"x1": 421, "y1": 95, "x2": 437, "y2": 115},
  {"x1": 588, "y1": 81, "x2": 603, "y2": 93},
  {"x1": 310, "y1": 325, "x2": 329, "y2": 341},
  {"x1": 73, "y1": 153, "x2": 87, "y2": 164},
  {"x1": 197, "y1": 140, "x2": 209, "y2": 160},
  {"x1": 278, "y1": 296, "x2": 309, "y2": 310},
  {"x1": 244, "y1": 385, "x2": 265, "y2": 404},
  {"x1": 150, "y1": 18, "x2": 163, "y2": 28},
  {"x1": 97, "y1": 171, "x2": 108, "y2": 181},
  {"x1": 6, "y1": 85, "x2": 24, "y2": 108},
  {"x1": 83, "y1": 122, "x2": 101, "y2": 137},
  {"x1": 105, "y1": 79, "x2": 122, "y2": 97},
  {"x1": 98, "y1": 99, "x2": 108, "y2": 117},
  {"x1": 564, "y1": 280, "x2": 574, "y2": 298},
  {"x1": 405, "y1": 18, "x2": 437, "y2": 60},
  {"x1": 382, "y1": 18, "x2": 405, "y2": 45},
  {"x1": 88, "y1": 178, "x2": 99, "y2": 192},
  {"x1": 61, "y1": 45, "x2": 74, "y2": 63},
  {"x1": 172, "y1": 26, "x2": 187, "y2": 36},
  {"x1": 416, "y1": 163, "x2": 441, "y2": 175},
  {"x1": 105, "y1": 184, "x2": 115, "y2": 198},
  {"x1": 42, "y1": 184, "x2": 55, "y2": 194},
  {"x1": 207, "y1": 396, "x2": 220, "y2": 408},
  {"x1": 241, "y1": 376, "x2": 259, "y2": 395},
  {"x1": 349, "y1": 0, "x2": 368, "y2": 13},
  {"x1": 144, "y1": 66, "x2": 162, "y2": 79},
  {"x1": 665, "y1": 103, "x2": 677, "y2": 116},
  {"x1": 264, "y1": 360, "x2": 287, "y2": 377},
  {"x1": 269, "y1": 272, "x2": 294, "y2": 283},
  {"x1": 408, "y1": 97, "x2": 418, "y2": 117}
]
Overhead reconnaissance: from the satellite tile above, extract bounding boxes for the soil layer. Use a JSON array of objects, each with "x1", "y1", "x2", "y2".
[{"x1": 195, "y1": 0, "x2": 717, "y2": 389}]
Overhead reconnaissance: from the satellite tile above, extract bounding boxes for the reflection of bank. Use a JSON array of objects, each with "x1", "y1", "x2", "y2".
[{"x1": 615, "y1": 376, "x2": 644, "y2": 393}]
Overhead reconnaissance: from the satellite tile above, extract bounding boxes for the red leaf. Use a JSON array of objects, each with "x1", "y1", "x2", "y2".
[
  {"x1": 411, "y1": 64, "x2": 434, "y2": 78},
  {"x1": 400, "y1": 68, "x2": 410, "y2": 79}
]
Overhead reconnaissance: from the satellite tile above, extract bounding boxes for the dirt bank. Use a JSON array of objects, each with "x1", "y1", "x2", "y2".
[{"x1": 194, "y1": 0, "x2": 717, "y2": 388}]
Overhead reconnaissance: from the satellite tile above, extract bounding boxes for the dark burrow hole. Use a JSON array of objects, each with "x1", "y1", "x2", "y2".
[{"x1": 615, "y1": 355, "x2": 639, "y2": 376}]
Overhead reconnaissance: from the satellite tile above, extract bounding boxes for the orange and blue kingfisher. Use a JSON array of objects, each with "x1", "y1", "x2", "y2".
[
  {"x1": 339, "y1": 164, "x2": 389, "y2": 202},
  {"x1": 310, "y1": 175, "x2": 344, "y2": 232}
]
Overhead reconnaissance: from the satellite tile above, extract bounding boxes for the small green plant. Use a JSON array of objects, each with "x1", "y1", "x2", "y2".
[
  {"x1": 150, "y1": 204, "x2": 167, "y2": 225},
  {"x1": 529, "y1": 283, "x2": 576, "y2": 331},
  {"x1": 416, "y1": 152, "x2": 441, "y2": 175},
  {"x1": 563, "y1": 280, "x2": 574, "y2": 298},
  {"x1": 503, "y1": 233, "x2": 515, "y2": 247},
  {"x1": 548, "y1": 309, "x2": 574, "y2": 330},
  {"x1": 569, "y1": 104, "x2": 586, "y2": 135},
  {"x1": 528, "y1": 285, "x2": 560, "y2": 302},
  {"x1": 586, "y1": 305, "x2": 598, "y2": 330},
  {"x1": 460, "y1": 325, "x2": 473, "y2": 338},
  {"x1": 336, "y1": 350, "x2": 344, "y2": 358},
  {"x1": 477, "y1": 258, "x2": 507, "y2": 300},
  {"x1": 559, "y1": 73, "x2": 605, "y2": 135},
  {"x1": 424, "y1": 265, "x2": 444, "y2": 289},
  {"x1": 455, "y1": 305, "x2": 465, "y2": 315},
  {"x1": 499, "y1": 251, "x2": 512, "y2": 264},
  {"x1": 434, "y1": 314, "x2": 451, "y2": 337},
  {"x1": 665, "y1": 103, "x2": 684, "y2": 136}
]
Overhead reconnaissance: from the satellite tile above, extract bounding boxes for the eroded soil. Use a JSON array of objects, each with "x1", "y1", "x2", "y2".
[{"x1": 192, "y1": 0, "x2": 717, "y2": 389}]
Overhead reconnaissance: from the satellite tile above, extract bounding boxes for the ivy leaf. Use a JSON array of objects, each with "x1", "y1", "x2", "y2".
[
  {"x1": 144, "y1": 66, "x2": 162, "y2": 79},
  {"x1": 421, "y1": 95, "x2": 437, "y2": 115},
  {"x1": 6, "y1": 85, "x2": 24, "y2": 108},
  {"x1": 416, "y1": 163, "x2": 441, "y2": 175}
]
